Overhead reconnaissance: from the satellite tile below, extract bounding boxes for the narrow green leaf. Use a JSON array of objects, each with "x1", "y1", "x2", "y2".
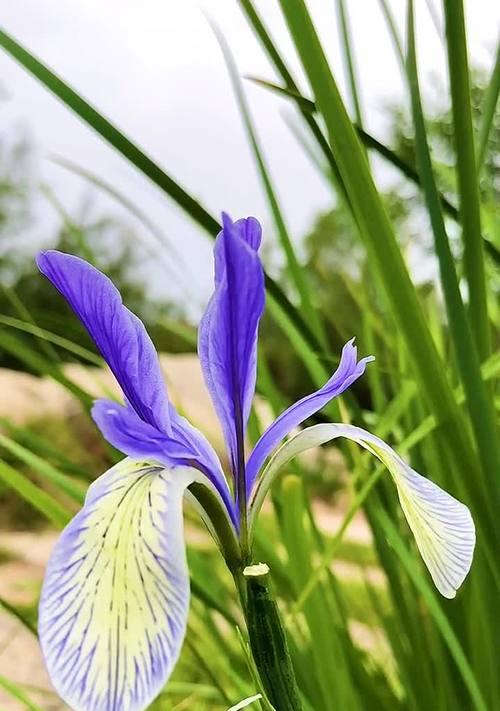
[
  {"x1": 376, "y1": 0, "x2": 405, "y2": 70},
  {"x1": 0, "y1": 458, "x2": 71, "y2": 528},
  {"x1": 228, "y1": 694, "x2": 263, "y2": 711},
  {"x1": 335, "y1": 0, "x2": 364, "y2": 126},
  {"x1": 0, "y1": 595, "x2": 37, "y2": 636},
  {"x1": 476, "y1": 40, "x2": 500, "y2": 175},
  {"x1": 238, "y1": 0, "x2": 345, "y2": 191},
  {"x1": 291, "y1": 466, "x2": 383, "y2": 613},
  {"x1": 0, "y1": 314, "x2": 102, "y2": 365},
  {"x1": 0, "y1": 329, "x2": 93, "y2": 408},
  {"x1": 247, "y1": 77, "x2": 483, "y2": 233},
  {"x1": 0, "y1": 433, "x2": 86, "y2": 504},
  {"x1": 158, "y1": 317, "x2": 198, "y2": 349},
  {"x1": 0, "y1": 28, "x2": 219, "y2": 235},
  {"x1": 443, "y1": 0, "x2": 490, "y2": 359},
  {"x1": 50, "y1": 156, "x2": 186, "y2": 272},
  {"x1": 0, "y1": 676, "x2": 45, "y2": 711},
  {"x1": 40, "y1": 183, "x2": 95, "y2": 262},
  {"x1": 1, "y1": 287, "x2": 59, "y2": 363},
  {"x1": 0, "y1": 419, "x2": 93, "y2": 480}
]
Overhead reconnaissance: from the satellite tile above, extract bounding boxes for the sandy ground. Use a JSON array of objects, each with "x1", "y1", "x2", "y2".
[{"x1": 0, "y1": 532, "x2": 67, "y2": 710}]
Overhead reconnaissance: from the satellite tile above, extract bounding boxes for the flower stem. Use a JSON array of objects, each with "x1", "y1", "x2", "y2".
[{"x1": 242, "y1": 564, "x2": 304, "y2": 711}]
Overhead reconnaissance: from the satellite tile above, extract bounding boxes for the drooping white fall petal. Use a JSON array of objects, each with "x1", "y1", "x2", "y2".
[
  {"x1": 39, "y1": 459, "x2": 198, "y2": 711},
  {"x1": 251, "y1": 423, "x2": 475, "y2": 599}
]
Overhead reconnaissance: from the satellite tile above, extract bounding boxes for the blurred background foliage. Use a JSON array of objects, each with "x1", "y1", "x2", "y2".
[{"x1": 2, "y1": 71, "x2": 498, "y2": 384}]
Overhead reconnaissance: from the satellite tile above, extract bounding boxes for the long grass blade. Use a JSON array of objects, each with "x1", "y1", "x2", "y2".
[
  {"x1": 376, "y1": 0, "x2": 405, "y2": 70},
  {"x1": 0, "y1": 458, "x2": 70, "y2": 528},
  {"x1": 291, "y1": 466, "x2": 383, "y2": 614},
  {"x1": 0, "y1": 329, "x2": 93, "y2": 408},
  {"x1": 247, "y1": 76, "x2": 499, "y2": 246},
  {"x1": 50, "y1": 155, "x2": 186, "y2": 271},
  {"x1": 443, "y1": 0, "x2": 490, "y2": 359},
  {"x1": 1, "y1": 288, "x2": 60, "y2": 363},
  {"x1": 0, "y1": 314, "x2": 102, "y2": 365},
  {"x1": 237, "y1": 0, "x2": 345, "y2": 192},
  {"x1": 0, "y1": 433, "x2": 86, "y2": 504},
  {"x1": 0, "y1": 29, "x2": 219, "y2": 235},
  {"x1": 335, "y1": 0, "x2": 364, "y2": 126},
  {"x1": 0, "y1": 677, "x2": 45, "y2": 711},
  {"x1": 0, "y1": 596, "x2": 37, "y2": 637},
  {"x1": 476, "y1": 40, "x2": 500, "y2": 175}
]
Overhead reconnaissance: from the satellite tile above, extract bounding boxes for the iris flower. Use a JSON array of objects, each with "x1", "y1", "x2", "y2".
[{"x1": 37, "y1": 214, "x2": 475, "y2": 711}]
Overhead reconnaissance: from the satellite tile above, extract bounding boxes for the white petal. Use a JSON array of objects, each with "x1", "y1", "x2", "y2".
[
  {"x1": 251, "y1": 423, "x2": 475, "y2": 598},
  {"x1": 39, "y1": 458, "x2": 197, "y2": 711}
]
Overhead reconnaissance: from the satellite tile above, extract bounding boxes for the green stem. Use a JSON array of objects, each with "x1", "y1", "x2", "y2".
[{"x1": 242, "y1": 564, "x2": 304, "y2": 711}]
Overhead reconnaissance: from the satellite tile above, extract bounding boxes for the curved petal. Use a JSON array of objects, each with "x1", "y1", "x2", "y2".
[
  {"x1": 251, "y1": 423, "x2": 475, "y2": 599},
  {"x1": 198, "y1": 214, "x2": 265, "y2": 477},
  {"x1": 246, "y1": 340, "x2": 373, "y2": 493},
  {"x1": 92, "y1": 399, "x2": 237, "y2": 527},
  {"x1": 39, "y1": 458, "x2": 196, "y2": 711},
  {"x1": 37, "y1": 251, "x2": 170, "y2": 433}
]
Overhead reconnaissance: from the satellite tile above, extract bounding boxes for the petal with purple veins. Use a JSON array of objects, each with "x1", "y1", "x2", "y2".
[{"x1": 39, "y1": 458, "x2": 196, "y2": 711}]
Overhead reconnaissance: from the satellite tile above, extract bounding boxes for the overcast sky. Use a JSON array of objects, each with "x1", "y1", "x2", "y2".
[{"x1": 0, "y1": 0, "x2": 498, "y2": 313}]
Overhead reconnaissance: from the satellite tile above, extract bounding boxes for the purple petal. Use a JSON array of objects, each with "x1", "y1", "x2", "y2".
[
  {"x1": 245, "y1": 339, "x2": 374, "y2": 493},
  {"x1": 37, "y1": 251, "x2": 170, "y2": 433},
  {"x1": 39, "y1": 458, "x2": 195, "y2": 711},
  {"x1": 198, "y1": 214, "x2": 265, "y2": 477},
  {"x1": 92, "y1": 399, "x2": 237, "y2": 526}
]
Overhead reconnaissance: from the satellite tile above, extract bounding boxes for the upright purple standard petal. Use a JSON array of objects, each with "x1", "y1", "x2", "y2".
[
  {"x1": 198, "y1": 214, "x2": 265, "y2": 477},
  {"x1": 246, "y1": 339, "x2": 374, "y2": 493},
  {"x1": 37, "y1": 251, "x2": 170, "y2": 433}
]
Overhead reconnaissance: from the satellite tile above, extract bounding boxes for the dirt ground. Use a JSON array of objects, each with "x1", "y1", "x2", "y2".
[{"x1": 0, "y1": 532, "x2": 68, "y2": 710}]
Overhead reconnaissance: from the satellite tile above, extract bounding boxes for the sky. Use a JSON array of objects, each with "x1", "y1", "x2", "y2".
[{"x1": 0, "y1": 0, "x2": 498, "y2": 314}]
